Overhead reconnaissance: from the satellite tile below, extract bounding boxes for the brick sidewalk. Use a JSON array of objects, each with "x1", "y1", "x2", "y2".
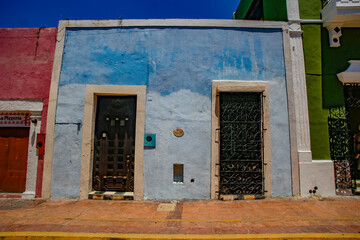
[{"x1": 0, "y1": 197, "x2": 359, "y2": 238}]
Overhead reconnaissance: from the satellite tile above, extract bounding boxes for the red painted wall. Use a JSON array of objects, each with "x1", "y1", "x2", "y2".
[{"x1": 0, "y1": 28, "x2": 57, "y2": 133}]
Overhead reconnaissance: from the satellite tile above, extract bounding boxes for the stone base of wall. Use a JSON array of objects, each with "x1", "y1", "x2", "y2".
[{"x1": 299, "y1": 160, "x2": 336, "y2": 197}]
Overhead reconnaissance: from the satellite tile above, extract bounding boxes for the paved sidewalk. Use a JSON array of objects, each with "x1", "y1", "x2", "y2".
[{"x1": 0, "y1": 197, "x2": 359, "y2": 239}]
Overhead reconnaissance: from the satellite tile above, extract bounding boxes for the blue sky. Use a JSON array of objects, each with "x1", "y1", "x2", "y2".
[{"x1": 0, "y1": 0, "x2": 240, "y2": 28}]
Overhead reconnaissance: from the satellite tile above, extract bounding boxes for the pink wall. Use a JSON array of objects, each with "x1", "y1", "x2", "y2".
[{"x1": 0, "y1": 28, "x2": 57, "y2": 133}]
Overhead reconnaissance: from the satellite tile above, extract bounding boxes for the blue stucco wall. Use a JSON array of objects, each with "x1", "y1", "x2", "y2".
[{"x1": 51, "y1": 27, "x2": 292, "y2": 199}]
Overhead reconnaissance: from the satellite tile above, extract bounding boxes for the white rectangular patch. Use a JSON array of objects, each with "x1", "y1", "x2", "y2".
[
  {"x1": 157, "y1": 203, "x2": 176, "y2": 211},
  {"x1": 0, "y1": 113, "x2": 30, "y2": 127}
]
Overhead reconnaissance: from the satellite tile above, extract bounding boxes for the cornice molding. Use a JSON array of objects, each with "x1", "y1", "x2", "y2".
[
  {"x1": 337, "y1": 60, "x2": 360, "y2": 84},
  {"x1": 58, "y1": 19, "x2": 288, "y2": 30}
]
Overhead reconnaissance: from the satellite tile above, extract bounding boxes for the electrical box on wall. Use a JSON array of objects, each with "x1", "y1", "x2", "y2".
[
  {"x1": 36, "y1": 133, "x2": 45, "y2": 157},
  {"x1": 144, "y1": 134, "x2": 156, "y2": 147}
]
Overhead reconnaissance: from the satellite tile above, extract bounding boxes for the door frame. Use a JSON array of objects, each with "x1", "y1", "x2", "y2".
[
  {"x1": 79, "y1": 85, "x2": 146, "y2": 200},
  {"x1": 210, "y1": 80, "x2": 272, "y2": 199},
  {"x1": 0, "y1": 99, "x2": 43, "y2": 198}
]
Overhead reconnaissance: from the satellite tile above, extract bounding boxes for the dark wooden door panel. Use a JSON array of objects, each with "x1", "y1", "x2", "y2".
[
  {"x1": 0, "y1": 128, "x2": 29, "y2": 193},
  {"x1": 93, "y1": 96, "x2": 136, "y2": 192}
]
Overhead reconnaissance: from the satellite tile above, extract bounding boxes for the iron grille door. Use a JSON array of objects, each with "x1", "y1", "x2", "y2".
[
  {"x1": 344, "y1": 83, "x2": 360, "y2": 191},
  {"x1": 328, "y1": 84, "x2": 360, "y2": 195},
  {"x1": 328, "y1": 107, "x2": 352, "y2": 194},
  {"x1": 219, "y1": 92, "x2": 264, "y2": 198},
  {"x1": 92, "y1": 96, "x2": 136, "y2": 192}
]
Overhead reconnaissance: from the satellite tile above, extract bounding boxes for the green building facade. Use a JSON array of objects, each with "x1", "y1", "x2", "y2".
[{"x1": 235, "y1": 0, "x2": 360, "y2": 195}]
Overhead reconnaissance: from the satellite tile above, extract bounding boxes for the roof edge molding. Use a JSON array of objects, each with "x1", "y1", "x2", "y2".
[
  {"x1": 58, "y1": 19, "x2": 288, "y2": 30},
  {"x1": 337, "y1": 60, "x2": 360, "y2": 84}
]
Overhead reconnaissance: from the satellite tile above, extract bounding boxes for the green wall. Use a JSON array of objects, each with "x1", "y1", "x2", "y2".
[
  {"x1": 299, "y1": 0, "x2": 321, "y2": 19},
  {"x1": 303, "y1": 24, "x2": 331, "y2": 160},
  {"x1": 300, "y1": 0, "x2": 331, "y2": 159},
  {"x1": 234, "y1": 0, "x2": 254, "y2": 19},
  {"x1": 301, "y1": 0, "x2": 360, "y2": 159},
  {"x1": 234, "y1": 0, "x2": 287, "y2": 21},
  {"x1": 263, "y1": 0, "x2": 287, "y2": 21}
]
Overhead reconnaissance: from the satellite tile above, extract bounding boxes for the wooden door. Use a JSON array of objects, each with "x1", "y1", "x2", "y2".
[
  {"x1": 92, "y1": 96, "x2": 136, "y2": 192},
  {"x1": 0, "y1": 128, "x2": 29, "y2": 193}
]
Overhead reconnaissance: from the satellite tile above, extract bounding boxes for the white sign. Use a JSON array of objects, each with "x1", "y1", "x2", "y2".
[{"x1": 0, "y1": 113, "x2": 30, "y2": 127}]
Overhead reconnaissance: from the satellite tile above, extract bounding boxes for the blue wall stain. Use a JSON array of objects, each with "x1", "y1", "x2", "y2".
[
  {"x1": 52, "y1": 26, "x2": 292, "y2": 199},
  {"x1": 60, "y1": 27, "x2": 285, "y2": 96},
  {"x1": 60, "y1": 46, "x2": 148, "y2": 86},
  {"x1": 254, "y1": 38, "x2": 264, "y2": 79},
  {"x1": 243, "y1": 57, "x2": 252, "y2": 73}
]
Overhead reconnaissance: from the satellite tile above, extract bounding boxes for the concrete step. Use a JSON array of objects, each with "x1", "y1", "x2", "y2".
[{"x1": 88, "y1": 191, "x2": 134, "y2": 200}]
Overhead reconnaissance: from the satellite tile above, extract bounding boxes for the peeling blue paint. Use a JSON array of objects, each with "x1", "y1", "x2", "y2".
[
  {"x1": 60, "y1": 27, "x2": 285, "y2": 96},
  {"x1": 61, "y1": 46, "x2": 148, "y2": 86}
]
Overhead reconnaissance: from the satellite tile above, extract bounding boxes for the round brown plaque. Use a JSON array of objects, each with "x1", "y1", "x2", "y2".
[{"x1": 173, "y1": 128, "x2": 184, "y2": 137}]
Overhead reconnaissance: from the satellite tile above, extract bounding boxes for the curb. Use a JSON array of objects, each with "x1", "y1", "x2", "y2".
[{"x1": 0, "y1": 232, "x2": 360, "y2": 240}]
